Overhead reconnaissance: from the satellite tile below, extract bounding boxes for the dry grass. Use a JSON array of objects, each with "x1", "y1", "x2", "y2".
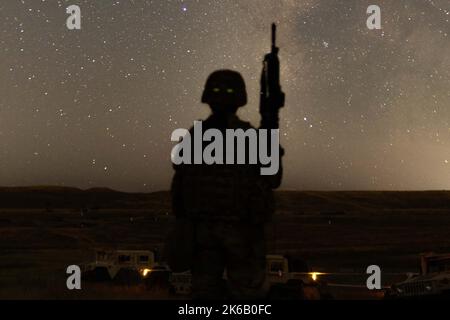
[{"x1": 1, "y1": 189, "x2": 450, "y2": 299}]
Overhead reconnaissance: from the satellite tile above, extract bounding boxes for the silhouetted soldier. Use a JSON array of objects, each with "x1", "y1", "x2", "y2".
[{"x1": 169, "y1": 24, "x2": 284, "y2": 300}]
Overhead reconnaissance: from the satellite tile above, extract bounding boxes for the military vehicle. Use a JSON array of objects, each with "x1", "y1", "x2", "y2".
[
  {"x1": 263, "y1": 254, "x2": 331, "y2": 300},
  {"x1": 169, "y1": 271, "x2": 193, "y2": 295},
  {"x1": 169, "y1": 254, "x2": 332, "y2": 300},
  {"x1": 385, "y1": 252, "x2": 450, "y2": 299},
  {"x1": 82, "y1": 250, "x2": 332, "y2": 299},
  {"x1": 82, "y1": 249, "x2": 170, "y2": 285}
]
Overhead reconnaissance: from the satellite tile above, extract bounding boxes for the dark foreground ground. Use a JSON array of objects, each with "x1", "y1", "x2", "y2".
[{"x1": 1, "y1": 187, "x2": 450, "y2": 299}]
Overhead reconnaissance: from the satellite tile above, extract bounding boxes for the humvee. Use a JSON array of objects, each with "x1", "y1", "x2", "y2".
[
  {"x1": 82, "y1": 249, "x2": 169, "y2": 285},
  {"x1": 169, "y1": 254, "x2": 332, "y2": 300},
  {"x1": 169, "y1": 271, "x2": 193, "y2": 295},
  {"x1": 385, "y1": 252, "x2": 450, "y2": 299},
  {"x1": 263, "y1": 254, "x2": 331, "y2": 300}
]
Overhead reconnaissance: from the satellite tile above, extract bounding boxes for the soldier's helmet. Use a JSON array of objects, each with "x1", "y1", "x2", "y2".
[{"x1": 201, "y1": 70, "x2": 247, "y2": 108}]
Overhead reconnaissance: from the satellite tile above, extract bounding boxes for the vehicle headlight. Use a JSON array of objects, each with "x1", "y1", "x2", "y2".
[
  {"x1": 141, "y1": 268, "x2": 152, "y2": 277},
  {"x1": 309, "y1": 272, "x2": 326, "y2": 281}
]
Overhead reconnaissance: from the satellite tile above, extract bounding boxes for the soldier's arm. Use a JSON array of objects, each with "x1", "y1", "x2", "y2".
[
  {"x1": 274, "y1": 146, "x2": 284, "y2": 189},
  {"x1": 258, "y1": 117, "x2": 284, "y2": 190},
  {"x1": 260, "y1": 108, "x2": 281, "y2": 130},
  {"x1": 170, "y1": 125, "x2": 196, "y2": 219},
  {"x1": 171, "y1": 164, "x2": 186, "y2": 218},
  {"x1": 266, "y1": 146, "x2": 284, "y2": 189}
]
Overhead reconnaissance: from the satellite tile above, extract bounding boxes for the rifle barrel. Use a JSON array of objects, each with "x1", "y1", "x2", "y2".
[{"x1": 272, "y1": 23, "x2": 276, "y2": 48}]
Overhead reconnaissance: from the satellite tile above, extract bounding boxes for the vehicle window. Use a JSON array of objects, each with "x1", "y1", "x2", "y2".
[
  {"x1": 139, "y1": 255, "x2": 149, "y2": 263},
  {"x1": 118, "y1": 255, "x2": 131, "y2": 263},
  {"x1": 428, "y1": 259, "x2": 450, "y2": 273},
  {"x1": 270, "y1": 261, "x2": 284, "y2": 273}
]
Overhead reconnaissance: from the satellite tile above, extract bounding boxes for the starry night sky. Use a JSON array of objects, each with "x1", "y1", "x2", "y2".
[{"x1": 0, "y1": 0, "x2": 449, "y2": 192}]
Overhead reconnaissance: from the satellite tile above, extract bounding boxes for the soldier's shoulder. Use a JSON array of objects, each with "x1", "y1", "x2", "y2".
[
  {"x1": 187, "y1": 119, "x2": 205, "y2": 132},
  {"x1": 233, "y1": 117, "x2": 255, "y2": 130}
]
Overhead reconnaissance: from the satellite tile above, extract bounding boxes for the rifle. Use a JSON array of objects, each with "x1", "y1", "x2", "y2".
[{"x1": 260, "y1": 23, "x2": 285, "y2": 130}]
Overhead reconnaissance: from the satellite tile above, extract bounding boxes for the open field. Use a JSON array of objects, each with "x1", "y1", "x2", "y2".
[{"x1": 1, "y1": 187, "x2": 450, "y2": 299}]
